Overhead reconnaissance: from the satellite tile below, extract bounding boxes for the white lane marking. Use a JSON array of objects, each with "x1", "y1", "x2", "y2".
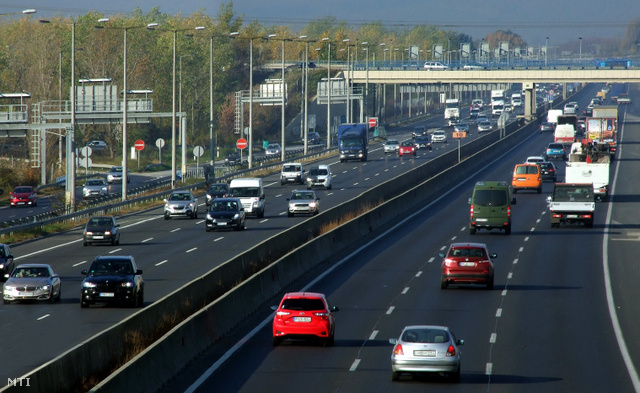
[
  {"x1": 142, "y1": 238, "x2": 153, "y2": 243},
  {"x1": 428, "y1": 257, "x2": 434, "y2": 263},
  {"x1": 279, "y1": 211, "x2": 288, "y2": 216},
  {"x1": 518, "y1": 247, "x2": 524, "y2": 252},
  {"x1": 108, "y1": 248, "x2": 122, "y2": 254},
  {"x1": 275, "y1": 194, "x2": 283, "y2": 198},
  {"x1": 513, "y1": 259, "x2": 519, "y2": 264},
  {"x1": 386, "y1": 306, "x2": 395, "y2": 315},
  {"x1": 196, "y1": 220, "x2": 205, "y2": 224},
  {"x1": 401, "y1": 287, "x2": 409, "y2": 295},
  {"x1": 440, "y1": 245, "x2": 447, "y2": 251},
  {"x1": 73, "y1": 261, "x2": 87, "y2": 267},
  {"x1": 214, "y1": 237, "x2": 224, "y2": 242},
  {"x1": 349, "y1": 359, "x2": 361, "y2": 372},
  {"x1": 501, "y1": 289, "x2": 508, "y2": 296},
  {"x1": 171, "y1": 228, "x2": 181, "y2": 233},
  {"x1": 353, "y1": 182, "x2": 359, "y2": 186},
  {"x1": 524, "y1": 236, "x2": 530, "y2": 241},
  {"x1": 259, "y1": 219, "x2": 269, "y2": 224},
  {"x1": 37, "y1": 314, "x2": 50, "y2": 321},
  {"x1": 451, "y1": 236, "x2": 457, "y2": 241},
  {"x1": 369, "y1": 330, "x2": 379, "y2": 340},
  {"x1": 496, "y1": 308, "x2": 502, "y2": 317},
  {"x1": 375, "y1": 173, "x2": 379, "y2": 176},
  {"x1": 155, "y1": 260, "x2": 168, "y2": 266},
  {"x1": 490, "y1": 333, "x2": 497, "y2": 343},
  {"x1": 507, "y1": 272, "x2": 513, "y2": 279},
  {"x1": 415, "y1": 271, "x2": 422, "y2": 277},
  {"x1": 327, "y1": 192, "x2": 334, "y2": 196},
  {"x1": 186, "y1": 248, "x2": 197, "y2": 253},
  {"x1": 486, "y1": 363, "x2": 493, "y2": 375}
]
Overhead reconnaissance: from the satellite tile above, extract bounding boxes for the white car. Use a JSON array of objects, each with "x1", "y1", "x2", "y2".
[
  {"x1": 82, "y1": 178, "x2": 108, "y2": 199},
  {"x1": 431, "y1": 130, "x2": 448, "y2": 143},
  {"x1": 525, "y1": 156, "x2": 545, "y2": 164},
  {"x1": 477, "y1": 120, "x2": 492, "y2": 132},
  {"x1": 423, "y1": 61, "x2": 448, "y2": 70},
  {"x1": 305, "y1": 165, "x2": 332, "y2": 190},
  {"x1": 106, "y1": 166, "x2": 130, "y2": 184},
  {"x1": 383, "y1": 140, "x2": 400, "y2": 154},
  {"x1": 281, "y1": 162, "x2": 305, "y2": 185}
]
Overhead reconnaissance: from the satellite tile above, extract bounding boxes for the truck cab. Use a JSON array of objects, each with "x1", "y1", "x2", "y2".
[{"x1": 228, "y1": 178, "x2": 265, "y2": 218}]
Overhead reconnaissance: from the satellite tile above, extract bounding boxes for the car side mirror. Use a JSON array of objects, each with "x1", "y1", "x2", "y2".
[
  {"x1": 331, "y1": 306, "x2": 339, "y2": 312},
  {"x1": 163, "y1": 199, "x2": 168, "y2": 203},
  {"x1": 136, "y1": 269, "x2": 143, "y2": 275},
  {"x1": 286, "y1": 198, "x2": 290, "y2": 201},
  {"x1": 8, "y1": 254, "x2": 13, "y2": 259},
  {"x1": 546, "y1": 196, "x2": 552, "y2": 203},
  {"x1": 81, "y1": 270, "x2": 88, "y2": 275},
  {"x1": 457, "y1": 339, "x2": 465, "y2": 345},
  {"x1": 511, "y1": 198, "x2": 517, "y2": 205},
  {"x1": 115, "y1": 223, "x2": 120, "y2": 227},
  {"x1": 389, "y1": 338, "x2": 398, "y2": 345},
  {"x1": 261, "y1": 193, "x2": 265, "y2": 199},
  {"x1": 438, "y1": 252, "x2": 445, "y2": 258},
  {"x1": 490, "y1": 253, "x2": 497, "y2": 258},
  {"x1": 3, "y1": 273, "x2": 9, "y2": 279},
  {"x1": 270, "y1": 305, "x2": 278, "y2": 311}
]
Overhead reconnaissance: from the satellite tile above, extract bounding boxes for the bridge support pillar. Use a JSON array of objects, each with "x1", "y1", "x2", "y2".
[{"x1": 523, "y1": 82, "x2": 536, "y2": 122}]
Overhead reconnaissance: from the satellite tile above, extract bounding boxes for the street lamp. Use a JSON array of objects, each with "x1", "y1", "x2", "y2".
[
  {"x1": 322, "y1": 37, "x2": 331, "y2": 148},
  {"x1": 96, "y1": 19, "x2": 158, "y2": 200},
  {"x1": 362, "y1": 42, "x2": 369, "y2": 118},
  {"x1": 299, "y1": 35, "x2": 313, "y2": 154},
  {"x1": 343, "y1": 39, "x2": 353, "y2": 123},
  {"x1": 545, "y1": 36, "x2": 549, "y2": 67},
  {"x1": 268, "y1": 34, "x2": 288, "y2": 161},
  {"x1": 579, "y1": 37, "x2": 582, "y2": 63}
]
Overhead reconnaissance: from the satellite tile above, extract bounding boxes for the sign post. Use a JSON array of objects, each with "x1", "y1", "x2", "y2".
[
  {"x1": 452, "y1": 131, "x2": 467, "y2": 163},
  {"x1": 193, "y1": 146, "x2": 204, "y2": 172},
  {"x1": 156, "y1": 138, "x2": 165, "y2": 163},
  {"x1": 236, "y1": 138, "x2": 247, "y2": 164},
  {"x1": 134, "y1": 140, "x2": 145, "y2": 170}
]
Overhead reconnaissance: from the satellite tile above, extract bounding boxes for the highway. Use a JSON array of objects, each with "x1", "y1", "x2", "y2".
[
  {"x1": 0, "y1": 102, "x2": 493, "y2": 383},
  {"x1": 154, "y1": 84, "x2": 638, "y2": 393}
]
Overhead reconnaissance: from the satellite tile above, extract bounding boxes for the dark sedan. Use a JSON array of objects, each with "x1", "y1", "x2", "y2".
[
  {"x1": 540, "y1": 122, "x2": 555, "y2": 132},
  {"x1": 205, "y1": 183, "x2": 230, "y2": 206},
  {"x1": 205, "y1": 197, "x2": 246, "y2": 231},
  {"x1": 539, "y1": 161, "x2": 558, "y2": 182},
  {"x1": 80, "y1": 256, "x2": 144, "y2": 308},
  {"x1": 83, "y1": 216, "x2": 120, "y2": 246},
  {"x1": 0, "y1": 244, "x2": 15, "y2": 280}
]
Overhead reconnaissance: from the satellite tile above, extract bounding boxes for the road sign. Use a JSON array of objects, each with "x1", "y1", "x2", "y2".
[
  {"x1": 156, "y1": 138, "x2": 165, "y2": 149},
  {"x1": 236, "y1": 138, "x2": 248, "y2": 150},
  {"x1": 134, "y1": 140, "x2": 145, "y2": 151},
  {"x1": 193, "y1": 146, "x2": 204, "y2": 157},
  {"x1": 80, "y1": 146, "x2": 92, "y2": 157},
  {"x1": 368, "y1": 117, "x2": 377, "y2": 128},
  {"x1": 452, "y1": 132, "x2": 467, "y2": 139}
]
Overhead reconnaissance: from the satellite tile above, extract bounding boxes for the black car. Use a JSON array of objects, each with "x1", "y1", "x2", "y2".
[
  {"x1": 540, "y1": 122, "x2": 555, "y2": 132},
  {"x1": 205, "y1": 183, "x2": 230, "y2": 206},
  {"x1": 539, "y1": 161, "x2": 558, "y2": 182},
  {"x1": 0, "y1": 244, "x2": 15, "y2": 281},
  {"x1": 83, "y1": 216, "x2": 120, "y2": 246},
  {"x1": 81, "y1": 256, "x2": 144, "y2": 308},
  {"x1": 225, "y1": 152, "x2": 241, "y2": 166},
  {"x1": 414, "y1": 135, "x2": 432, "y2": 150},
  {"x1": 206, "y1": 197, "x2": 246, "y2": 231}
]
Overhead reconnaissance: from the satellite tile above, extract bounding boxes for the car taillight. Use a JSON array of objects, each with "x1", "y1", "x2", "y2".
[
  {"x1": 276, "y1": 311, "x2": 290, "y2": 317},
  {"x1": 394, "y1": 344, "x2": 404, "y2": 356},
  {"x1": 470, "y1": 205, "x2": 474, "y2": 218},
  {"x1": 446, "y1": 345, "x2": 456, "y2": 357},
  {"x1": 507, "y1": 206, "x2": 511, "y2": 218},
  {"x1": 314, "y1": 311, "x2": 330, "y2": 320}
]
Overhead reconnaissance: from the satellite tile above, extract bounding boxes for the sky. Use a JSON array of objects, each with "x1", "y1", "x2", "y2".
[{"x1": 5, "y1": 0, "x2": 639, "y2": 47}]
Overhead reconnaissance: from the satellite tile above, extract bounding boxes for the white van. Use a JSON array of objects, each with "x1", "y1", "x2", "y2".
[
  {"x1": 423, "y1": 61, "x2": 448, "y2": 70},
  {"x1": 228, "y1": 178, "x2": 265, "y2": 218}
]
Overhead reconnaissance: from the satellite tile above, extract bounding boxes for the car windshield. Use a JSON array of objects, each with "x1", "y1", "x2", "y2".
[
  {"x1": 386, "y1": 140, "x2": 399, "y2": 145},
  {"x1": 291, "y1": 192, "x2": 315, "y2": 200},
  {"x1": 110, "y1": 167, "x2": 123, "y2": 173},
  {"x1": 169, "y1": 193, "x2": 191, "y2": 201},
  {"x1": 449, "y1": 248, "x2": 486, "y2": 258},
  {"x1": 340, "y1": 137, "x2": 363, "y2": 148},
  {"x1": 400, "y1": 141, "x2": 414, "y2": 147},
  {"x1": 208, "y1": 185, "x2": 227, "y2": 194},
  {"x1": 230, "y1": 187, "x2": 259, "y2": 197},
  {"x1": 401, "y1": 328, "x2": 450, "y2": 343},
  {"x1": 13, "y1": 187, "x2": 32, "y2": 193},
  {"x1": 283, "y1": 165, "x2": 300, "y2": 172},
  {"x1": 280, "y1": 298, "x2": 326, "y2": 311},
  {"x1": 13, "y1": 267, "x2": 50, "y2": 278},
  {"x1": 88, "y1": 259, "x2": 134, "y2": 275},
  {"x1": 548, "y1": 144, "x2": 563, "y2": 149},
  {"x1": 210, "y1": 201, "x2": 238, "y2": 212},
  {"x1": 88, "y1": 218, "x2": 112, "y2": 226},
  {"x1": 474, "y1": 190, "x2": 508, "y2": 206},
  {"x1": 87, "y1": 180, "x2": 104, "y2": 186},
  {"x1": 553, "y1": 187, "x2": 593, "y2": 202},
  {"x1": 516, "y1": 166, "x2": 539, "y2": 175}
]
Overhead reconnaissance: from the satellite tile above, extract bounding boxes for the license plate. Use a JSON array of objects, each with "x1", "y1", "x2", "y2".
[
  {"x1": 99, "y1": 293, "x2": 115, "y2": 297},
  {"x1": 217, "y1": 222, "x2": 227, "y2": 226},
  {"x1": 476, "y1": 218, "x2": 488, "y2": 222},
  {"x1": 18, "y1": 292, "x2": 34, "y2": 297},
  {"x1": 567, "y1": 214, "x2": 578, "y2": 218},
  {"x1": 293, "y1": 317, "x2": 312, "y2": 322},
  {"x1": 460, "y1": 262, "x2": 475, "y2": 267},
  {"x1": 93, "y1": 236, "x2": 104, "y2": 239},
  {"x1": 414, "y1": 350, "x2": 436, "y2": 357},
  {"x1": 517, "y1": 178, "x2": 526, "y2": 181}
]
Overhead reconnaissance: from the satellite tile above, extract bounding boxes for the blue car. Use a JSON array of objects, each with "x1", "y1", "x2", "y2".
[{"x1": 544, "y1": 143, "x2": 566, "y2": 161}]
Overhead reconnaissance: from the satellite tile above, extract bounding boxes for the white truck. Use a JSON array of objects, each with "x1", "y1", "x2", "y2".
[
  {"x1": 567, "y1": 142, "x2": 611, "y2": 201},
  {"x1": 511, "y1": 93, "x2": 522, "y2": 107},
  {"x1": 491, "y1": 90, "x2": 506, "y2": 117},
  {"x1": 547, "y1": 109, "x2": 563, "y2": 124},
  {"x1": 546, "y1": 183, "x2": 596, "y2": 228},
  {"x1": 228, "y1": 178, "x2": 265, "y2": 218},
  {"x1": 444, "y1": 98, "x2": 460, "y2": 122},
  {"x1": 554, "y1": 115, "x2": 577, "y2": 145}
]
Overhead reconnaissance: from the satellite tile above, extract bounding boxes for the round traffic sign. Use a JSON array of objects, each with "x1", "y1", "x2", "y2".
[
  {"x1": 156, "y1": 138, "x2": 165, "y2": 149},
  {"x1": 134, "y1": 140, "x2": 145, "y2": 151},
  {"x1": 193, "y1": 146, "x2": 204, "y2": 157},
  {"x1": 236, "y1": 138, "x2": 248, "y2": 150},
  {"x1": 368, "y1": 118, "x2": 377, "y2": 128}
]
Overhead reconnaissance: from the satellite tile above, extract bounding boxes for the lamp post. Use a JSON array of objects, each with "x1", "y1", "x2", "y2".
[
  {"x1": 343, "y1": 39, "x2": 352, "y2": 123},
  {"x1": 299, "y1": 36, "x2": 312, "y2": 154},
  {"x1": 322, "y1": 37, "x2": 331, "y2": 148},
  {"x1": 545, "y1": 36, "x2": 549, "y2": 67},
  {"x1": 362, "y1": 42, "x2": 369, "y2": 119},
  {"x1": 267, "y1": 34, "x2": 288, "y2": 161},
  {"x1": 209, "y1": 35, "x2": 215, "y2": 166},
  {"x1": 579, "y1": 37, "x2": 582, "y2": 63},
  {"x1": 179, "y1": 53, "x2": 193, "y2": 179},
  {"x1": 96, "y1": 19, "x2": 159, "y2": 201}
]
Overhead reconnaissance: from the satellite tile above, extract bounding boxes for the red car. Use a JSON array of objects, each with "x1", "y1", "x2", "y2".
[
  {"x1": 398, "y1": 140, "x2": 416, "y2": 157},
  {"x1": 439, "y1": 243, "x2": 496, "y2": 289},
  {"x1": 10, "y1": 186, "x2": 37, "y2": 207},
  {"x1": 271, "y1": 292, "x2": 339, "y2": 346}
]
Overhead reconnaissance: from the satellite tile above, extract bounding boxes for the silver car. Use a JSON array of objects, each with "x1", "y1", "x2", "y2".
[
  {"x1": 82, "y1": 178, "x2": 108, "y2": 199},
  {"x1": 287, "y1": 190, "x2": 320, "y2": 217},
  {"x1": 477, "y1": 120, "x2": 492, "y2": 132},
  {"x1": 390, "y1": 325, "x2": 463, "y2": 382},
  {"x1": 107, "y1": 166, "x2": 130, "y2": 184},
  {"x1": 265, "y1": 143, "x2": 282, "y2": 157},
  {"x1": 431, "y1": 130, "x2": 448, "y2": 143},
  {"x1": 164, "y1": 190, "x2": 198, "y2": 219},
  {"x1": 383, "y1": 140, "x2": 400, "y2": 154},
  {"x1": 3, "y1": 264, "x2": 62, "y2": 304}
]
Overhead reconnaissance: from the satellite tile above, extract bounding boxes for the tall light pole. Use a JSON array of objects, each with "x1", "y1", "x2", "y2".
[
  {"x1": 362, "y1": 42, "x2": 369, "y2": 119},
  {"x1": 230, "y1": 32, "x2": 256, "y2": 168},
  {"x1": 299, "y1": 36, "x2": 312, "y2": 154},
  {"x1": 579, "y1": 37, "x2": 582, "y2": 63},
  {"x1": 96, "y1": 19, "x2": 158, "y2": 201},
  {"x1": 268, "y1": 34, "x2": 288, "y2": 161},
  {"x1": 209, "y1": 35, "x2": 215, "y2": 166},
  {"x1": 322, "y1": 37, "x2": 331, "y2": 148},
  {"x1": 545, "y1": 36, "x2": 549, "y2": 67},
  {"x1": 343, "y1": 39, "x2": 352, "y2": 123}
]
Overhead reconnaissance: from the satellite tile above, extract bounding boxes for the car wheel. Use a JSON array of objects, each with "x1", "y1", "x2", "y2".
[
  {"x1": 206, "y1": 226, "x2": 211, "y2": 232},
  {"x1": 111, "y1": 237, "x2": 116, "y2": 246},
  {"x1": 3, "y1": 299, "x2": 9, "y2": 304},
  {"x1": 138, "y1": 291, "x2": 144, "y2": 308},
  {"x1": 34, "y1": 200, "x2": 37, "y2": 207},
  {"x1": 586, "y1": 219, "x2": 594, "y2": 228},
  {"x1": 272, "y1": 336, "x2": 281, "y2": 346},
  {"x1": 469, "y1": 226, "x2": 477, "y2": 235},
  {"x1": 49, "y1": 289, "x2": 56, "y2": 303},
  {"x1": 327, "y1": 184, "x2": 332, "y2": 190},
  {"x1": 280, "y1": 180, "x2": 285, "y2": 185},
  {"x1": 56, "y1": 286, "x2": 62, "y2": 302},
  {"x1": 194, "y1": 210, "x2": 198, "y2": 219},
  {"x1": 391, "y1": 371, "x2": 400, "y2": 381},
  {"x1": 537, "y1": 187, "x2": 542, "y2": 194},
  {"x1": 314, "y1": 210, "x2": 319, "y2": 215},
  {"x1": 325, "y1": 333, "x2": 335, "y2": 347},
  {"x1": 288, "y1": 211, "x2": 294, "y2": 217},
  {"x1": 164, "y1": 213, "x2": 170, "y2": 220},
  {"x1": 487, "y1": 277, "x2": 494, "y2": 290},
  {"x1": 512, "y1": 188, "x2": 517, "y2": 194},
  {"x1": 451, "y1": 366, "x2": 461, "y2": 383},
  {"x1": 505, "y1": 224, "x2": 511, "y2": 235},
  {"x1": 440, "y1": 276, "x2": 448, "y2": 289},
  {"x1": 116, "y1": 236, "x2": 120, "y2": 246},
  {"x1": 83, "y1": 241, "x2": 88, "y2": 247},
  {"x1": 307, "y1": 185, "x2": 311, "y2": 190},
  {"x1": 81, "y1": 300, "x2": 89, "y2": 308}
]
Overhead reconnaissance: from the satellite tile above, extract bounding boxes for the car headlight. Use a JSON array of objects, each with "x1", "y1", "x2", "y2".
[
  {"x1": 289, "y1": 202, "x2": 295, "y2": 209},
  {"x1": 188, "y1": 203, "x2": 194, "y2": 208},
  {"x1": 0, "y1": 264, "x2": 5, "y2": 269},
  {"x1": 121, "y1": 282, "x2": 134, "y2": 288},
  {"x1": 82, "y1": 281, "x2": 97, "y2": 288},
  {"x1": 101, "y1": 187, "x2": 107, "y2": 192},
  {"x1": 85, "y1": 231, "x2": 93, "y2": 236},
  {"x1": 233, "y1": 213, "x2": 240, "y2": 220},
  {"x1": 4, "y1": 285, "x2": 16, "y2": 291},
  {"x1": 41, "y1": 285, "x2": 51, "y2": 291},
  {"x1": 104, "y1": 231, "x2": 112, "y2": 235},
  {"x1": 309, "y1": 202, "x2": 317, "y2": 208}
]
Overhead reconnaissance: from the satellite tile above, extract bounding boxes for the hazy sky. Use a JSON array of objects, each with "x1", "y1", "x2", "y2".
[{"x1": 7, "y1": 0, "x2": 639, "y2": 46}]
